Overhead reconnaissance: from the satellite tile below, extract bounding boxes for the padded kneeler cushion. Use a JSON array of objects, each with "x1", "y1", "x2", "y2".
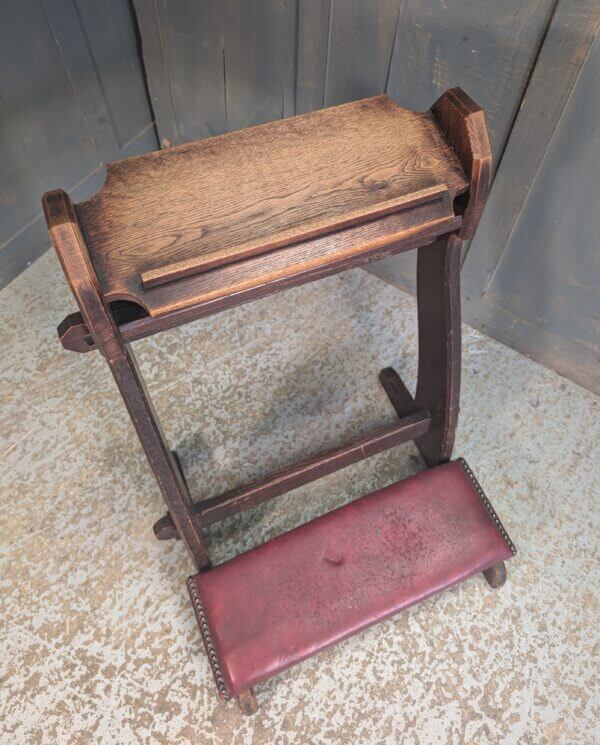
[{"x1": 187, "y1": 458, "x2": 515, "y2": 699}]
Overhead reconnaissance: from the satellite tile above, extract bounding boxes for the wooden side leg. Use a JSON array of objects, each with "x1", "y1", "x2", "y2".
[
  {"x1": 107, "y1": 345, "x2": 211, "y2": 571},
  {"x1": 237, "y1": 688, "x2": 258, "y2": 715},
  {"x1": 42, "y1": 189, "x2": 210, "y2": 572},
  {"x1": 412, "y1": 234, "x2": 462, "y2": 466},
  {"x1": 154, "y1": 450, "x2": 196, "y2": 541}
]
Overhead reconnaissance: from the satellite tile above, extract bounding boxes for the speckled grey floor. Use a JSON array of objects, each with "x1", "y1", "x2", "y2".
[{"x1": 1, "y1": 252, "x2": 598, "y2": 744}]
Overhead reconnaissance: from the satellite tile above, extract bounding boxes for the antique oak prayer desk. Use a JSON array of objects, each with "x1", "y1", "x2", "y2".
[{"x1": 43, "y1": 89, "x2": 514, "y2": 715}]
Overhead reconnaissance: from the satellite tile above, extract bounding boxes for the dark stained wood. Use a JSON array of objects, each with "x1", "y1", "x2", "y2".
[
  {"x1": 140, "y1": 184, "x2": 449, "y2": 288},
  {"x1": 42, "y1": 189, "x2": 210, "y2": 571},
  {"x1": 413, "y1": 234, "x2": 462, "y2": 466},
  {"x1": 379, "y1": 367, "x2": 421, "y2": 416},
  {"x1": 58, "y1": 312, "x2": 95, "y2": 353},
  {"x1": 381, "y1": 235, "x2": 462, "y2": 467},
  {"x1": 58, "y1": 205, "x2": 462, "y2": 353},
  {"x1": 45, "y1": 90, "x2": 490, "y2": 579},
  {"x1": 483, "y1": 561, "x2": 507, "y2": 589},
  {"x1": 431, "y1": 88, "x2": 492, "y2": 240},
  {"x1": 43, "y1": 91, "x2": 496, "y2": 713},
  {"x1": 75, "y1": 95, "x2": 468, "y2": 316},
  {"x1": 171, "y1": 449, "x2": 189, "y2": 490},
  {"x1": 153, "y1": 409, "x2": 432, "y2": 540},
  {"x1": 370, "y1": 87, "x2": 492, "y2": 296},
  {"x1": 237, "y1": 689, "x2": 258, "y2": 716}
]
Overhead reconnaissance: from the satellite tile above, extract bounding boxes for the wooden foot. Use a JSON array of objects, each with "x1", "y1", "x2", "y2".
[
  {"x1": 483, "y1": 561, "x2": 507, "y2": 589},
  {"x1": 237, "y1": 688, "x2": 258, "y2": 715}
]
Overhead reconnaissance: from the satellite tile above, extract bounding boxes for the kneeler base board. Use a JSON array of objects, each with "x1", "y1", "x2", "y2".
[{"x1": 187, "y1": 459, "x2": 515, "y2": 703}]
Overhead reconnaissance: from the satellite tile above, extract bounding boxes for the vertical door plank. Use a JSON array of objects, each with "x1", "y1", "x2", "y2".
[
  {"x1": 135, "y1": 0, "x2": 297, "y2": 144},
  {"x1": 132, "y1": 0, "x2": 180, "y2": 147},
  {"x1": 74, "y1": 0, "x2": 157, "y2": 156},
  {"x1": 296, "y1": 0, "x2": 332, "y2": 114},
  {"x1": 220, "y1": 0, "x2": 297, "y2": 131},
  {"x1": 464, "y1": 0, "x2": 600, "y2": 288},
  {"x1": 41, "y1": 0, "x2": 119, "y2": 159},
  {"x1": 0, "y1": 0, "x2": 157, "y2": 287},
  {"x1": 386, "y1": 0, "x2": 557, "y2": 159},
  {"x1": 324, "y1": 0, "x2": 401, "y2": 106},
  {"x1": 154, "y1": 0, "x2": 228, "y2": 142},
  {"x1": 464, "y1": 21, "x2": 600, "y2": 393},
  {"x1": 369, "y1": 0, "x2": 557, "y2": 293},
  {"x1": 0, "y1": 0, "x2": 98, "y2": 283}
]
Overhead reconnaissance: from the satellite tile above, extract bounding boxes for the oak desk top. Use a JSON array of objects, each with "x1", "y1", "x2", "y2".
[{"x1": 74, "y1": 95, "x2": 468, "y2": 319}]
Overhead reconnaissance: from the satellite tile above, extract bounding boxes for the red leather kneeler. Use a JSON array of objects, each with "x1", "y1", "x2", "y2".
[{"x1": 187, "y1": 458, "x2": 515, "y2": 699}]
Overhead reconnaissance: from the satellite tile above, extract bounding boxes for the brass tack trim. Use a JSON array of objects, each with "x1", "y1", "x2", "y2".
[
  {"x1": 456, "y1": 458, "x2": 517, "y2": 556},
  {"x1": 187, "y1": 577, "x2": 232, "y2": 701}
]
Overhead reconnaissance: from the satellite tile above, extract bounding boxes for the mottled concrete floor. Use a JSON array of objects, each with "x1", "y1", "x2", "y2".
[{"x1": 1, "y1": 252, "x2": 598, "y2": 744}]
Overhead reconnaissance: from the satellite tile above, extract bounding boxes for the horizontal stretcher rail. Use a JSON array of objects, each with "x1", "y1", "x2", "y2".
[{"x1": 153, "y1": 409, "x2": 431, "y2": 539}]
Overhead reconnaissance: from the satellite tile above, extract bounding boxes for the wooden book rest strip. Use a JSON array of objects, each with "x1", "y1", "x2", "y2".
[{"x1": 140, "y1": 184, "x2": 449, "y2": 289}]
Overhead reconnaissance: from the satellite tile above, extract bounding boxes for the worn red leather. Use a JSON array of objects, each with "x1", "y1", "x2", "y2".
[{"x1": 188, "y1": 459, "x2": 515, "y2": 698}]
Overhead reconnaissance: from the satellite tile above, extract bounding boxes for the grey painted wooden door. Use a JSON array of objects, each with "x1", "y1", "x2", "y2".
[
  {"x1": 462, "y1": 1, "x2": 600, "y2": 393},
  {"x1": 133, "y1": 0, "x2": 555, "y2": 151},
  {"x1": 0, "y1": 0, "x2": 158, "y2": 288}
]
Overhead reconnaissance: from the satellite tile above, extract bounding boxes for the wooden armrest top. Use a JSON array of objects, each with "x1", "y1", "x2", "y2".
[
  {"x1": 70, "y1": 95, "x2": 469, "y2": 315},
  {"x1": 45, "y1": 90, "x2": 491, "y2": 323}
]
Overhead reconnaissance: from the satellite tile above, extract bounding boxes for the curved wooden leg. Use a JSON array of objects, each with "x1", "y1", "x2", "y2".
[
  {"x1": 43, "y1": 189, "x2": 210, "y2": 571},
  {"x1": 108, "y1": 348, "x2": 211, "y2": 571},
  {"x1": 413, "y1": 234, "x2": 462, "y2": 466},
  {"x1": 153, "y1": 450, "x2": 197, "y2": 542},
  {"x1": 237, "y1": 688, "x2": 258, "y2": 715},
  {"x1": 483, "y1": 561, "x2": 507, "y2": 589}
]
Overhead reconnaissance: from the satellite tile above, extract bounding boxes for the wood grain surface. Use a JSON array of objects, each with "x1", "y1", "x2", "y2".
[
  {"x1": 75, "y1": 95, "x2": 468, "y2": 315},
  {"x1": 57, "y1": 204, "x2": 461, "y2": 352},
  {"x1": 140, "y1": 184, "x2": 448, "y2": 288},
  {"x1": 431, "y1": 88, "x2": 491, "y2": 239}
]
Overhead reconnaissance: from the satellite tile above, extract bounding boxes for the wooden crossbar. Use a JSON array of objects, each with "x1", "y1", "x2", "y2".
[{"x1": 153, "y1": 409, "x2": 431, "y2": 540}]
